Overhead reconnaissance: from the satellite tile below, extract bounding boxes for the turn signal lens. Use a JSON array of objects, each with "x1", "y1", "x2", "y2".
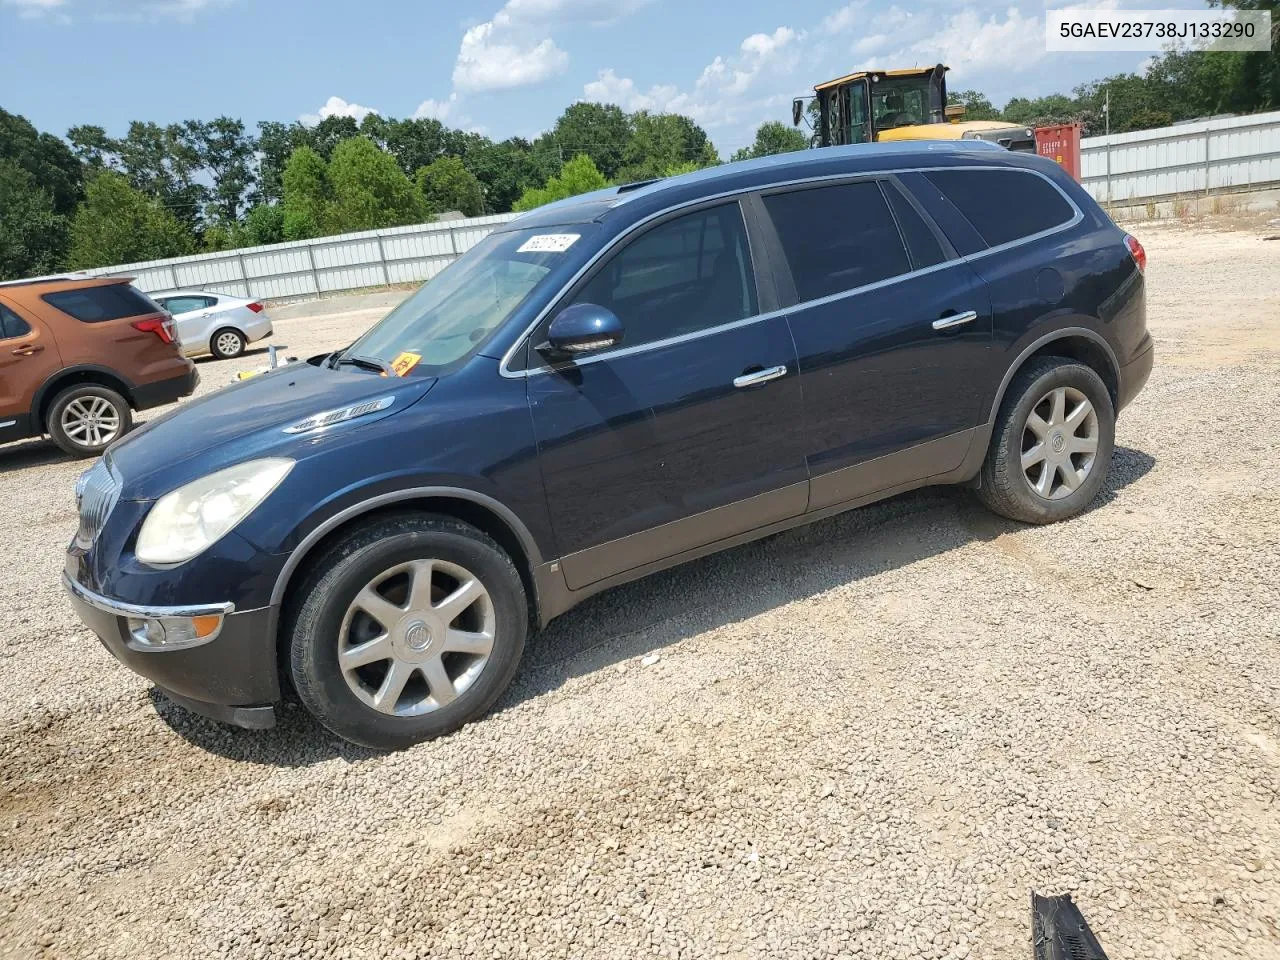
[{"x1": 132, "y1": 316, "x2": 176, "y2": 344}]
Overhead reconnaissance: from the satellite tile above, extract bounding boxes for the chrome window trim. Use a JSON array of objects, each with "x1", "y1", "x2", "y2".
[
  {"x1": 497, "y1": 165, "x2": 1082, "y2": 380},
  {"x1": 63, "y1": 571, "x2": 235, "y2": 619}
]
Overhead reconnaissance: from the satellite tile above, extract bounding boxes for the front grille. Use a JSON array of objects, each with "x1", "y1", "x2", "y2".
[{"x1": 75, "y1": 459, "x2": 120, "y2": 546}]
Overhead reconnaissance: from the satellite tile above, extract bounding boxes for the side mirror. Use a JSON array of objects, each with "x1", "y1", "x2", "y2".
[
  {"x1": 792, "y1": 98, "x2": 805, "y2": 127},
  {"x1": 539, "y1": 303, "x2": 623, "y2": 358}
]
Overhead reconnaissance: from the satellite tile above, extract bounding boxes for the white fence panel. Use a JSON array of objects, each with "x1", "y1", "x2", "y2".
[
  {"x1": 82, "y1": 212, "x2": 520, "y2": 302},
  {"x1": 1081, "y1": 111, "x2": 1280, "y2": 204}
]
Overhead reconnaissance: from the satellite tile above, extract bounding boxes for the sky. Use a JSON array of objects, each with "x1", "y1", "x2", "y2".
[{"x1": 0, "y1": 0, "x2": 1202, "y2": 155}]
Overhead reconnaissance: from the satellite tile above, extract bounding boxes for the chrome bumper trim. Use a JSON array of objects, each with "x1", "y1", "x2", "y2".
[{"x1": 62, "y1": 572, "x2": 235, "y2": 619}]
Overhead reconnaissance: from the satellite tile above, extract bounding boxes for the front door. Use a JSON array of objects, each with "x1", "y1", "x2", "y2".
[
  {"x1": 757, "y1": 177, "x2": 994, "y2": 510},
  {"x1": 0, "y1": 297, "x2": 62, "y2": 443},
  {"x1": 524, "y1": 201, "x2": 808, "y2": 590}
]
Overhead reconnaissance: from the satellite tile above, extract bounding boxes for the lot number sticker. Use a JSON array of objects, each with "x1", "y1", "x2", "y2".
[
  {"x1": 390, "y1": 351, "x2": 422, "y2": 377},
  {"x1": 517, "y1": 234, "x2": 580, "y2": 254}
]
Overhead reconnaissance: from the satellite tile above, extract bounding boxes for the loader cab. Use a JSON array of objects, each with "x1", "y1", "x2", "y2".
[{"x1": 803, "y1": 65, "x2": 948, "y2": 147}]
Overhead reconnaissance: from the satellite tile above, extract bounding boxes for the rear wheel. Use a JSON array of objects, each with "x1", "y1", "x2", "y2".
[
  {"x1": 288, "y1": 514, "x2": 528, "y2": 750},
  {"x1": 46, "y1": 384, "x2": 132, "y2": 458},
  {"x1": 977, "y1": 357, "x2": 1115, "y2": 524},
  {"x1": 210, "y1": 327, "x2": 246, "y2": 360}
]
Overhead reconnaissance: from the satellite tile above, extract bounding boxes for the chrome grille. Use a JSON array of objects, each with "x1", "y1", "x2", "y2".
[{"x1": 75, "y1": 459, "x2": 120, "y2": 546}]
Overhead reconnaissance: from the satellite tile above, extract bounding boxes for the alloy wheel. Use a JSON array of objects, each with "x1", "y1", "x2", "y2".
[
  {"x1": 1020, "y1": 385, "x2": 1099, "y2": 500},
  {"x1": 215, "y1": 331, "x2": 243, "y2": 357},
  {"x1": 338, "y1": 559, "x2": 496, "y2": 717},
  {"x1": 60, "y1": 396, "x2": 121, "y2": 449}
]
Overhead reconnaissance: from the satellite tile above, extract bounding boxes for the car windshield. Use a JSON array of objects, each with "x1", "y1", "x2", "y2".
[{"x1": 345, "y1": 227, "x2": 588, "y2": 373}]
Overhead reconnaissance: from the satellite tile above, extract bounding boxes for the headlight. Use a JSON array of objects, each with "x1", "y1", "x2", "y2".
[{"x1": 136, "y1": 458, "x2": 294, "y2": 565}]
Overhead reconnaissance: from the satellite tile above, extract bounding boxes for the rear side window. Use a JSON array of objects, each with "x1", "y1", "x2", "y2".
[
  {"x1": 923, "y1": 169, "x2": 1075, "y2": 248},
  {"x1": 43, "y1": 284, "x2": 161, "y2": 323},
  {"x1": 0, "y1": 305, "x2": 32, "y2": 339},
  {"x1": 763, "y1": 180, "x2": 912, "y2": 302},
  {"x1": 161, "y1": 295, "x2": 216, "y2": 314}
]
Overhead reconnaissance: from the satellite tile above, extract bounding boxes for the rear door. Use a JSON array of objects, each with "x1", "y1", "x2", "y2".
[
  {"x1": 759, "y1": 176, "x2": 994, "y2": 510},
  {"x1": 158, "y1": 294, "x2": 218, "y2": 352},
  {"x1": 0, "y1": 297, "x2": 63, "y2": 441},
  {"x1": 522, "y1": 200, "x2": 808, "y2": 590}
]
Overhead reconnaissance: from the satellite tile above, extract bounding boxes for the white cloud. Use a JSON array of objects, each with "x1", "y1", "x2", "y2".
[
  {"x1": 413, "y1": 94, "x2": 457, "y2": 122},
  {"x1": 863, "y1": 6, "x2": 1045, "y2": 75},
  {"x1": 452, "y1": 20, "x2": 568, "y2": 93},
  {"x1": 498, "y1": 0, "x2": 651, "y2": 27},
  {"x1": 821, "y1": 1, "x2": 863, "y2": 32},
  {"x1": 299, "y1": 96, "x2": 380, "y2": 126},
  {"x1": 3, "y1": 0, "x2": 66, "y2": 9},
  {"x1": 740, "y1": 26, "x2": 798, "y2": 59},
  {"x1": 583, "y1": 69, "x2": 681, "y2": 112}
]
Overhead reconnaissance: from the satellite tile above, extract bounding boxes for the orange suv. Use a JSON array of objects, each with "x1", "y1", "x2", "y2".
[{"x1": 0, "y1": 276, "x2": 198, "y2": 457}]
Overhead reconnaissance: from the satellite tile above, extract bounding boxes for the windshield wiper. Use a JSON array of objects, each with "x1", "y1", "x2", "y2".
[{"x1": 335, "y1": 353, "x2": 394, "y2": 376}]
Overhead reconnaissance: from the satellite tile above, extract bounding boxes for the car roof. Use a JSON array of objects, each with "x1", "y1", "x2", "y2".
[
  {"x1": 157, "y1": 290, "x2": 238, "y2": 299},
  {"x1": 0, "y1": 274, "x2": 134, "y2": 298},
  {"x1": 497, "y1": 140, "x2": 1027, "y2": 232}
]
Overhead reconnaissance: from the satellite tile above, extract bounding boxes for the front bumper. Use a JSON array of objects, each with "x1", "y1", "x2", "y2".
[{"x1": 63, "y1": 571, "x2": 280, "y2": 728}]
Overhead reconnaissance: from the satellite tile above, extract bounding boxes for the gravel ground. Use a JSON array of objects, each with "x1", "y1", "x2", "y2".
[{"x1": 1, "y1": 219, "x2": 1278, "y2": 960}]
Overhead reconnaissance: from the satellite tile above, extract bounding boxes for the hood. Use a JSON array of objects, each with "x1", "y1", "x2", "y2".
[{"x1": 109, "y1": 360, "x2": 437, "y2": 499}]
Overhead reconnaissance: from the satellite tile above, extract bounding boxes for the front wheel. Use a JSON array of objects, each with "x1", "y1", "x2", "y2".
[
  {"x1": 288, "y1": 514, "x2": 528, "y2": 750},
  {"x1": 977, "y1": 357, "x2": 1116, "y2": 524}
]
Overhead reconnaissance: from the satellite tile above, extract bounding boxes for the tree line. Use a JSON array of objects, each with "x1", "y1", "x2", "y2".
[{"x1": 2, "y1": 38, "x2": 1277, "y2": 281}]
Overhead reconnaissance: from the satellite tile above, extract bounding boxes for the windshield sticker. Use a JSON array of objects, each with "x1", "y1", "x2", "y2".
[
  {"x1": 390, "y1": 351, "x2": 422, "y2": 377},
  {"x1": 517, "y1": 233, "x2": 580, "y2": 254}
]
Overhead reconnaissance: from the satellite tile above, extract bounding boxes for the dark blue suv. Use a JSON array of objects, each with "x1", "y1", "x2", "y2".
[{"x1": 64, "y1": 141, "x2": 1153, "y2": 749}]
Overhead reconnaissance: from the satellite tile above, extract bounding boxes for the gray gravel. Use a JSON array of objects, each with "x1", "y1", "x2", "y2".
[{"x1": 2, "y1": 220, "x2": 1279, "y2": 959}]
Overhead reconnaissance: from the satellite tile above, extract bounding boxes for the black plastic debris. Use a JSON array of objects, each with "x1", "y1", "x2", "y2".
[{"x1": 1031, "y1": 892, "x2": 1109, "y2": 960}]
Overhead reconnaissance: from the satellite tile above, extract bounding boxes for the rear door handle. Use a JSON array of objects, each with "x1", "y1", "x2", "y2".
[
  {"x1": 932, "y1": 310, "x2": 978, "y2": 331},
  {"x1": 733, "y1": 364, "x2": 788, "y2": 388},
  {"x1": 11, "y1": 344, "x2": 43, "y2": 357}
]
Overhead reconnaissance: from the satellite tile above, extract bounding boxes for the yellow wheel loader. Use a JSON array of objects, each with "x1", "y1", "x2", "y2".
[{"x1": 793, "y1": 64, "x2": 1035, "y2": 151}]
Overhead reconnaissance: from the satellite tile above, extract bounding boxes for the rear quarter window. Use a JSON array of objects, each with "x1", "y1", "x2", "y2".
[
  {"x1": 43, "y1": 284, "x2": 162, "y2": 323},
  {"x1": 0, "y1": 305, "x2": 32, "y2": 339},
  {"x1": 923, "y1": 169, "x2": 1076, "y2": 248}
]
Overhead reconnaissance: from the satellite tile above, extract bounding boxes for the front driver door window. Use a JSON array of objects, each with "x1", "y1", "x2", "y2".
[{"x1": 526, "y1": 201, "x2": 808, "y2": 590}]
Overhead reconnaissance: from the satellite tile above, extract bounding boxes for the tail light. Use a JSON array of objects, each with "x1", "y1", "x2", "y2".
[
  {"x1": 132, "y1": 316, "x2": 176, "y2": 345},
  {"x1": 1123, "y1": 234, "x2": 1146, "y2": 274},
  {"x1": 246, "y1": 302, "x2": 264, "y2": 313}
]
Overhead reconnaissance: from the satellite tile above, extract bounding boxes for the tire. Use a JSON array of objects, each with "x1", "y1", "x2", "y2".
[
  {"x1": 287, "y1": 513, "x2": 528, "y2": 750},
  {"x1": 976, "y1": 357, "x2": 1115, "y2": 525},
  {"x1": 210, "y1": 327, "x2": 246, "y2": 360},
  {"x1": 46, "y1": 384, "x2": 133, "y2": 458}
]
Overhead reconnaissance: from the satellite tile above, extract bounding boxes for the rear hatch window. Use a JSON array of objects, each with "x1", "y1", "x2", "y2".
[{"x1": 42, "y1": 284, "x2": 162, "y2": 323}]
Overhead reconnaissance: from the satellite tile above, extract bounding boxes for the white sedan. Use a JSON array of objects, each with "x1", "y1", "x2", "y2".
[{"x1": 154, "y1": 291, "x2": 274, "y2": 360}]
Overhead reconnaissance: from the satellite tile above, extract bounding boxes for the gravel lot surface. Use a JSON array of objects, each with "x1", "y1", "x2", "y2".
[{"x1": 2, "y1": 220, "x2": 1278, "y2": 960}]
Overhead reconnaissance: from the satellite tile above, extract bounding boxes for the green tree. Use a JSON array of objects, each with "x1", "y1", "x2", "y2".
[
  {"x1": 243, "y1": 204, "x2": 286, "y2": 245},
  {"x1": 256, "y1": 120, "x2": 312, "y2": 203},
  {"x1": 281, "y1": 145, "x2": 330, "y2": 240},
  {"x1": 190, "y1": 117, "x2": 257, "y2": 221},
  {"x1": 68, "y1": 171, "x2": 193, "y2": 268},
  {"x1": 310, "y1": 115, "x2": 360, "y2": 159},
  {"x1": 547, "y1": 102, "x2": 632, "y2": 180},
  {"x1": 947, "y1": 90, "x2": 1001, "y2": 121},
  {"x1": 67, "y1": 124, "x2": 117, "y2": 172},
  {"x1": 0, "y1": 108, "x2": 84, "y2": 216},
  {"x1": 326, "y1": 136, "x2": 429, "y2": 233},
  {"x1": 730, "y1": 121, "x2": 809, "y2": 162},
  {"x1": 512, "y1": 154, "x2": 608, "y2": 212},
  {"x1": 618, "y1": 112, "x2": 718, "y2": 182},
  {"x1": 111, "y1": 120, "x2": 206, "y2": 233},
  {"x1": 0, "y1": 161, "x2": 69, "y2": 280},
  {"x1": 415, "y1": 156, "x2": 484, "y2": 217},
  {"x1": 383, "y1": 117, "x2": 450, "y2": 177},
  {"x1": 463, "y1": 136, "x2": 557, "y2": 213}
]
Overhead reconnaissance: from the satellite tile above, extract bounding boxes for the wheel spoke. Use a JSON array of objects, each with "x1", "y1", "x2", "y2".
[
  {"x1": 435, "y1": 578, "x2": 484, "y2": 624},
  {"x1": 1065, "y1": 397, "x2": 1093, "y2": 431},
  {"x1": 1049, "y1": 387, "x2": 1067, "y2": 426},
  {"x1": 1069, "y1": 433, "x2": 1098, "y2": 456},
  {"x1": 406, "y1": 559, "x2": 435, "y2": 612},
  {"x1": 421, "y1": 655, "x2": 457, "y2": 706},
  {"x1": 354, "y1": 586, "x2": 404, "y2": 630},
  {"x1": 372, "y1": 659, "x2": 415, "y2": 713},
  {"x1": 66, "y1": 422, "x2": 88, "y2": 439},
  {"x1": 1021, "y1": 443, "x2": 1046, "y2": 471},
  {"x1": 1034, "y1": 463, "x2": 1056, "y2": 497},
  {"x1": 1058, "y1": 464, "x2": 1083, "y2": 492},
  {"x1": 443, "y1": 627, "x2": 494, "y2": 656},
  {"x1": 1025, "y1": 411, "x2": 1050, "y2": 440},
  {"x1": 340, "y1": 634, "x2": 393, "y2": 670}
]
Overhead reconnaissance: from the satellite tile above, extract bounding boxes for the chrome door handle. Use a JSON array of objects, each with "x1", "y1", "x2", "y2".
[
  {"x1": 733, "y1": 364, "x2": 788, "y2": 388},
  {"x1": 932, "y1": 310, "x2": 978, "y2": 331}
]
